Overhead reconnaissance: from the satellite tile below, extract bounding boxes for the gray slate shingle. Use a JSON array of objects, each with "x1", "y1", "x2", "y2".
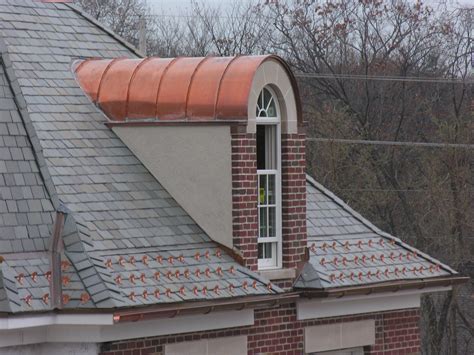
[
  {"x1": 0, "y1": 0, "x2": 277, "y2": 313},
  {"x1": 295, "y1": 176, "x2": 457, "y2": 289}
]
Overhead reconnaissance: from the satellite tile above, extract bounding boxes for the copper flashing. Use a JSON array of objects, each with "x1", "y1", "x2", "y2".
[
  {"x1": 104, "y1": 120, "x2": 246, "y2": 128},
  {"x1": 49, "y1": 209, "x2": 67, "y2": 309},
  {"x1": 112, "y1": 292, "x2": 299, "y2": 323},
  {"x1": 74, "y1": 55, "x2": 302, "y2": 123}
]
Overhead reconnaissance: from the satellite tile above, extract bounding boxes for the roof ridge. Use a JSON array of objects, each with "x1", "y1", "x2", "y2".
[
  {"x1": 63, "y1": 3, "x2": 144, "y2": 58},
  {"x1": 305, "y1": 174, "x2": 457, "y2": 274}
]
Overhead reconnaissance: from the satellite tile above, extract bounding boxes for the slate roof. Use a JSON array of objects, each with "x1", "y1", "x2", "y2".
[
  {"x1": 0, "y1": 0, "x2": 277, "y2": 313},
  {"x1": 0, "y1": 0, "x2": 460, "y2": 314},
  {"x1": 296, "y1": 176, "x2": 458, "y2": 289}
]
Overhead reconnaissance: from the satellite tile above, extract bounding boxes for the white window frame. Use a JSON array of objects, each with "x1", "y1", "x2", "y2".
[{"x1": 256, "y1": 86, "x2": 282, "y2": 270}]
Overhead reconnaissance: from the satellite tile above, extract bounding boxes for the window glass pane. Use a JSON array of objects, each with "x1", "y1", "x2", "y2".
[
  {"x1": 264, "y1": 243, "x2": 272, "y2": 259},
  {"x1": 257, "y1": 125, "x2": 277, "y2": 170},
  {"x1": 263, "y1": 88, "x2": 272, "y2": 107},
  {"x1": 256, "y1": 125, "x2": 266, "y2": 170},
  {"x1": 265, "y1": 125, "x2": 276, "y2": 169},
  {"x1": 258, "y1": 242, "x2": 263, "y2": 259},
  {"x1": 259, "y1": 207, "x2": 267, "y2": 238},
  {"x1": 258, "y1": 243, "x2": 273, "y2": 260},
  {"x1": 259, "y1": 174, "x2": 267, "y2": 204},
  {"x1": 268, "y1": 174, "x2": 275, "y2": 204},
  {"x1": 267, "y1": 100, "x2": 277, "y2": 117},
  {"x1": 268, "y1": 206, "x2": 276, "y2": 237},
  {"x1": 257, "y1": 87, "x2": 278, "y2": 118}
]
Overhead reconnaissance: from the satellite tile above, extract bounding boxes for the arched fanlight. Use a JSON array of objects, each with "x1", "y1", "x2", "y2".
[{"x1": 256, "y1": 87, "x2": 278, "y2": 118}]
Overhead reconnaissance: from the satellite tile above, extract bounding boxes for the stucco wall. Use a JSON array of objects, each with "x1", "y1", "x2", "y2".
[{"x1": 113, "y1": 125, "x2": 234, "y2": 248}]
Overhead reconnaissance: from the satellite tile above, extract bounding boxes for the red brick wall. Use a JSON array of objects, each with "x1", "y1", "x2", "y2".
[
  {"x1": 231, "y1": 128, "x2": 258, "y2": 271},
  {"x1": 281, "y1": 133, "x2": 307, "y2": 269},
  {"x1": 230, "y1": 128, "x2": 307, "y2": 273},
  {"x1": 100, "y1": 305, "x2": 420, "y2": 355},
  {"x1": 370, "y1": 309, "x2": 421, "y2": 355}
]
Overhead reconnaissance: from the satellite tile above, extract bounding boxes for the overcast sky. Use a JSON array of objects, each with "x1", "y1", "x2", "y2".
[
  {"x1": 147, "y1": 0, "x2": 246, "y2": 15},
  {"x1": 146, "y1": 0, "x2": 474, "y2": 14}
]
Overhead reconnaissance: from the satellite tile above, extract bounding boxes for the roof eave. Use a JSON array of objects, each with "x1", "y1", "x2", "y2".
[
  {"x1": 112, "y1": 292, "x2": 300, "y2": 323},
  {"x1": 296, "y1": 275, "x2": 469, "y2": 299}
]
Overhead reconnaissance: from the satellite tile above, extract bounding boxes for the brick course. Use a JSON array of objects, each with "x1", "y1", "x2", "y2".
[{"x1": 100, "y1": 305, "x2": 420, "y2": 355}]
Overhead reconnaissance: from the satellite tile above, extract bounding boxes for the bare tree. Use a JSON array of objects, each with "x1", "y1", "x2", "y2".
[
  {"x1": 77, "y1": 0, "x2": 152, "y2": 47},
  {"x1": 192, "y1": 0, "x2": 272, "y2": 56},
  {"x1": 77, "y1": 1, "x2": 473, "y2": 353},
  {"x1": 148, "y1": 0, "x2": 272, "y2": 57},
  {"x1": 263, "y1": 1, "x2": 472, "y2": 353}
]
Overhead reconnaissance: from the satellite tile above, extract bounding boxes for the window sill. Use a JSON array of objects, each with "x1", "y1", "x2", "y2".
[{"x1": 259, "y1": 268, "x2": 296, "y2": 281}]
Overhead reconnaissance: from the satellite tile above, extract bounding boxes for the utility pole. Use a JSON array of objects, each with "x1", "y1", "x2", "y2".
[{"x1": 139, "y1": 15, "x2": 146, "y2": 56}]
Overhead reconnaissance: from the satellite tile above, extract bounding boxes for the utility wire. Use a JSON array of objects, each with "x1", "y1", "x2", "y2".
[
  {"x1": 336, "y1": 188, "x2": 473, "y2": 192},
  {"x1": 144, "y1": 14, "x2": 241, "y2": 20},
  {"x1": 295, "y1": 73, "x2": 474, "y2": 84},
  {"x1": 307, "y1": 138, "x2": 474, "y2": 149}
]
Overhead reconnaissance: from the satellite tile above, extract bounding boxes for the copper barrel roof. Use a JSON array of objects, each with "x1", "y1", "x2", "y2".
[{"x1": 74, "y1": 55, "x2": 301, "y2": 122}]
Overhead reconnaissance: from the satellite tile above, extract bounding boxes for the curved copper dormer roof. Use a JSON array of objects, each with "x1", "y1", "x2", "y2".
[{"x1": 74, "y1": 55, "x2": 301, "y2": 123}]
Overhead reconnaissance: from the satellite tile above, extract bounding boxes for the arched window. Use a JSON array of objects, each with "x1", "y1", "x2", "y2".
[
  {"x1": 256, "y1": 87, "x2": 278, "y2": 118},
  {"x1": 256, "y1": 86, "x2": 281, "y2": 269}
]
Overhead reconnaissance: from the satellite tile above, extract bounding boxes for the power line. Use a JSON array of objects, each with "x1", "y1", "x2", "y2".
[
  {"x1": 307, "y1": 138, "x2": 474, "y2": 149},
  {"x1": 145, "y1": 14, "x2": 240, "y2": 20},
  {"x1": 295, "y1": 73, "x2": 474, "y2": 84},
  {"x1": 336, "y1": 188, "x2": 473, "y2": 192}
]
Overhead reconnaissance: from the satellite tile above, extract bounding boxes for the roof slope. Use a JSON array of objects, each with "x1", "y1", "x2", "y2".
[
  {"x1": 0, "y1": 57, "x2": 54, "y2": 254},
  {"x1": 0, "y1": 54, "x2": 53, "y2": 312},
  {"x1": 0, "y1": 49, "x2": 93, "y2": 312},
  {"x1": 296, "y1": 176, "x2": 457, "y2": 290},
  {"x1": 0, "y1": 0, "x2": 277, "y2": 313}
]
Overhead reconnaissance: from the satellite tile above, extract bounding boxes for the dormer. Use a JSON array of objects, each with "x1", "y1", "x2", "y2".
[{"x1": 75, "y1": 55, "x2": 307, "y2": 275}]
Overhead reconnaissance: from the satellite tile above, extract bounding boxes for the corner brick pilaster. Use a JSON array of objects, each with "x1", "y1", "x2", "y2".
[
  {"x1": 231, "y1": 128, "x2": 258, "y2": 270},
  {"x1": 281, "y1": 132, "x2": 307, "y2": 269}
]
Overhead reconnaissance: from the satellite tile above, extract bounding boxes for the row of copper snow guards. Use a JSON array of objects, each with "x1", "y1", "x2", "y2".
[
  {"x1": 310, "y1": 238, "x2": 398, "y2": 252},
  {"x1": 329, "y1": 265, "x2": 442, "y2": 283},
  {"x1": 318, "y1": 252, "x2": 421, "y2": 266},
  {"x1": 21, "y1": 282, "x2": 272, "y2": 305},
  {"x1": 22, "y1": 292, "x2": 90, "y2": 306},
  {"x1": 15, "y1": 271, "x2": 52, "y2": 285},
  {"x1": 126, "y1": 281, "x2": 273, "y2": 301},
  {"x1": 114, "y1": 266, "x2": 237, "y2": 285},
  {"x1": 104, "y1": 249, "x2": 223, "y2": 268}
]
